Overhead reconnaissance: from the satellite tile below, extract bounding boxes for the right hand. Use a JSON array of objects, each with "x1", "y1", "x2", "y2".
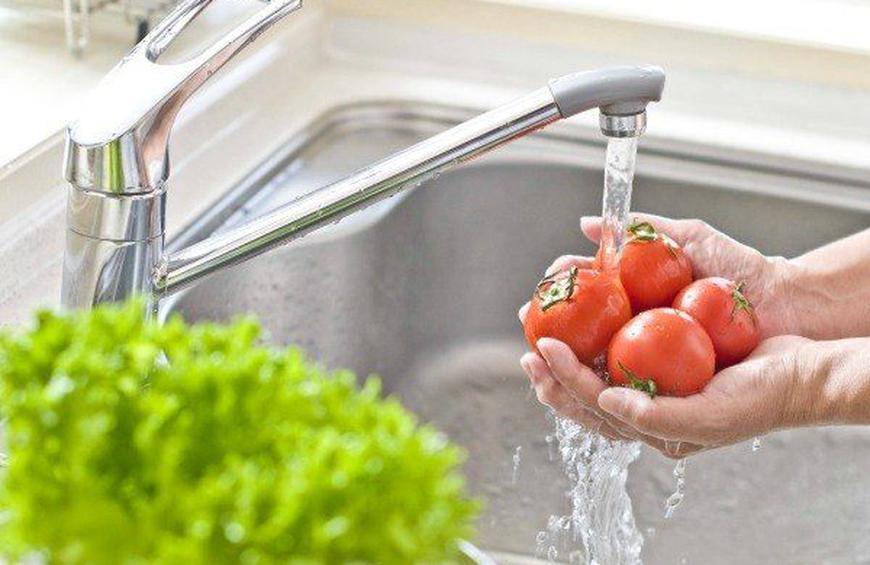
[
  {"x1": 517, "y1": 213, "x2": 799, "y2": 456},
  {"x1": 577, "y1": 214, "x2": 796, "y2": 339}
]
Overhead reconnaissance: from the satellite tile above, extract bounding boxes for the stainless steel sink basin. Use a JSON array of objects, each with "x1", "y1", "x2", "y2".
[{"x1": 167, "y1": 103, "x2": 870, "y2": 564}]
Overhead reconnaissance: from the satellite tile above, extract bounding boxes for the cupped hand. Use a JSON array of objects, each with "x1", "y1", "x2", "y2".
[
  {"x1": 518, "y1": 214, "x2": 806, "y2": 458},
  {"x1": 521, "y1": 333, "x2": 811, "y2": 458},
  {"x1": 597, "y1": 335, "x2": 810, "y2": 451},
  {"x1": 520, "y1": 338, "x2": 707, "y2": 458},
  {"x1": 579, "y1": 214, "x2": 795, "y2": 339}
]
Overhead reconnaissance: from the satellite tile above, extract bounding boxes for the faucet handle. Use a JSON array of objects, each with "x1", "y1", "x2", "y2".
[{"x1": 65, "y1": 0, "x2": 302, "y2": 194}]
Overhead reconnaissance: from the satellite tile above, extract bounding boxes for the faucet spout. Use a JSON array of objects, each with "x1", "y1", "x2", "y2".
[
  {"x1": 159, "y1": 66, "x2": 665, "y2": 295},
  {"x1": 59, "y1": 0, "x2": 665, "y2": 311}
]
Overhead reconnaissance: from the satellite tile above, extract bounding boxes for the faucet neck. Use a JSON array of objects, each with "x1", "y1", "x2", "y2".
[{"x1": 61, "y1": 41, "x2": 665, "y2": 310}]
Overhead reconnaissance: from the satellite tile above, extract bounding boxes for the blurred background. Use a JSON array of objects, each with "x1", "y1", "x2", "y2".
[
  {"x1": 0, "y1": 2, "x2": 868, "y2": 563},
  {"x1": 2, "y1": 0, "x2": 870, "y2": 168}
]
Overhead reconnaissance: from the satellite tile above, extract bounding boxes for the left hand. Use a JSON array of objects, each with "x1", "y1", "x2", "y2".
[{"x1": 521, "y1": 334, "x2": 812, "y2": 459}]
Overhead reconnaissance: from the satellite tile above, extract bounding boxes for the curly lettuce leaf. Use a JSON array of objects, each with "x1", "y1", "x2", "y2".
[{"x1": 0, "y1": 301, "x2": 478, "y2": 564}]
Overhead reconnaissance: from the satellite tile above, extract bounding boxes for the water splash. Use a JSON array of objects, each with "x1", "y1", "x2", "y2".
[
  {"x1": 537, "y1": 416, "x2": 643, "y2": 564},
  {"x1": 751, "y1": 437, "x2": 762, "y2": 452},
  {"x1": 664, "y1": 459, "x2": 687, "y2": 519},
  {"x1": 511, "y1": 446, "x2": 522, "y2": 485},
  {"x1": 545, "y1": 433, "x2": 556, "y2": 462}
]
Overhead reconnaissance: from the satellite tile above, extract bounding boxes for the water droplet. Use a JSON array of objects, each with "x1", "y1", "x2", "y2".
[
  {"x1": 752, "y1": 437, "x2": 762, "y2": 451},
  {"x1": 664, "y1": 459, "x2": 687, "y2": 519},
  {"x1": 511, "y1": 446, "x2": 522, "y2": 485},
  {"x1": 545, "y1": 433, "x2": 556, "y2": 461}
]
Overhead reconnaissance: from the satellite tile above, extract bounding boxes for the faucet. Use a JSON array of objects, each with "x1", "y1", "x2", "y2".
[{"x1": 62, "y1": 0, "x2": 665, "y2": 313}]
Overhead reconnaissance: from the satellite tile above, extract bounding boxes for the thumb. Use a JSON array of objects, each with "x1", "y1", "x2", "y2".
[
  {"x1": 579, "y1": 216, "x2": 603, "y2": 244},
  {"x1": 597, "y1": 387, "x2": 717, "y2": 443}
]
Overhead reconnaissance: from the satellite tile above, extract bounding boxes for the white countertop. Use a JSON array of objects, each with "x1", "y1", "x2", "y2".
[{"x1": 0, "y1": 0, "x2": 869, "y2": 324}]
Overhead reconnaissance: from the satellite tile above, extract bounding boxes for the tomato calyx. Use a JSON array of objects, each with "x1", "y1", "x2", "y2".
[
  {"x1": 730, "y1": 281, "x2": 758, "y2": 325},
  {"x1": 627, "y1": 221, "x2": 678, "y2": 258},
  {"x1": 535, "y1": 266, "x2": 578, "y2": 311},
  {"x1": 627, "y1": 221, "x2": 658, "y2": 242},
  {"x1": 617, "y1": 361, "x2": 657, "y2": 398}
]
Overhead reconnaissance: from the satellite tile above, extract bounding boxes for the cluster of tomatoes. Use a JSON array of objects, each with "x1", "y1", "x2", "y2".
[{"x1": 523, "y1": 222, "x2": 761, "y2": 397}]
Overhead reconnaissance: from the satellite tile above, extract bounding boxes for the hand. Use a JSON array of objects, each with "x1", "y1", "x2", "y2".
[
  {"x1": 517, "y1": 213, "x2": 804, "y2": 458},
  {"x1": 578, "y1": 214, "x2": 795, "y2": 339},
  {"x1": 520, "y1": 337, "x2": 707, "y2": 458},
  {"x1": 521, "y1": 333, "x2": 814, "y2": 458},
  {"x1": 596, "y1": 335, "x2": 811, "y2": 453}
]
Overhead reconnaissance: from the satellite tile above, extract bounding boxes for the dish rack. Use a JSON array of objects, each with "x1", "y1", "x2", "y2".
[{"x1": 1, "y1": 0, "x2": 178, "y2": 56}]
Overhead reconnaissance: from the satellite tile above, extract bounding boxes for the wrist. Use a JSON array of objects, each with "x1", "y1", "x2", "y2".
[
  {"x1": 762, "y1": 256, "x2": 810, "y2": 337},
  {"x1": 794, "y1": 339, "x2": 870, "y2": 427},
  {"x1": 765, "y1": 256, "x2": 846, "y2": 339}
]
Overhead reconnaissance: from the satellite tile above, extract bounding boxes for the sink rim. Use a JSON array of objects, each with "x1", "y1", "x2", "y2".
[{"x1": 167, "y1": 100, "x2": 870, "y2": 260}]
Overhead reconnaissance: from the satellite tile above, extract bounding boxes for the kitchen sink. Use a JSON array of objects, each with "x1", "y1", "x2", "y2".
[{"x1": 166, "y1": 103, "x2": 870, "y2": 564}]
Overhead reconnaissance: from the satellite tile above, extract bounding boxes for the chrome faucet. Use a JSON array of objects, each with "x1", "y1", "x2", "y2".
[{"x1": 62, "y1": 0, "x2": 665, "y2": 312}]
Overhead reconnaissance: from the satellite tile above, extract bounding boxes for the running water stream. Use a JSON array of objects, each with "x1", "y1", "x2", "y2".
[
  {"x1": 536, "y1": 137, "x2": 644, "y2": 564},
  {"x1": 599, "y1": 137, "x2": 639, "y2": 271}
]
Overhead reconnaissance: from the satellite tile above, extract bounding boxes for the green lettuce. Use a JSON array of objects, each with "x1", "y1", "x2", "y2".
[{"x1": 0, "y1": 301, "x2": 477, "y2": 564}]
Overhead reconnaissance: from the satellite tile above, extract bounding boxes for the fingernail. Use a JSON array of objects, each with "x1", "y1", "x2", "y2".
[{"x1": 519, "y1": 358, "x2": 532, "y2": 380}]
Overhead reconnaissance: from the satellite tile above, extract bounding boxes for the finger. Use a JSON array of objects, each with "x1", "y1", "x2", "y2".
[
  {"x1": 520, "y1": 351, "x2": 550, "y2": 384},
  {"x1": 545, "y1": 255, "x2": 594, "y2": 276},
  {"x1": 580, "y1": 214, "x2": 695, "y2": 246},
  {"x1": 535, "y1": 339, "x2": 647, "y2": 440},
  {"x1": 518, "y1": 302, "x2": 530, "y2": 323},
  {"x1": 527, "y1": 354, "x2": 706, "y2": 450},
  {"x1": 579, "y1": 216, "x2": 604, "y2": 243},
  {"x1": 597, "y1": 387, "x2": 721, "y2": 444},
  {"x1": 536, "y1": 338, "x2": 607, "y2": 406},
  {"x1": 522, "y1": 353, "x2": 629, "y2": 441},
  {"x1": 530, "y1": 341, "x2": 706, "y2": 448},
  {"x1": 535, "y1": 377, "x2": 626, "y2": 441}
]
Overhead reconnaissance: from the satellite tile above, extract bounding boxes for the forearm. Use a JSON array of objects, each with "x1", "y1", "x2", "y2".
[
  {"x1": 794, "y1": 338, "x2": 870, "y2": 427},
  {"x1": 777, "y1": 228, "x2": 870, "y2": 339}
]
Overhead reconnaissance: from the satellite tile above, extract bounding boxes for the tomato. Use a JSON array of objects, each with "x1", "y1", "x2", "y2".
[
  {"x1": 595, "y1": 221, "x2": 693, "y2": 313},
  {"x1": 673, "y1": 277, "x2": 760, "y2": 368},
  {"x1": 607, "y1": 308, "x2": 715, "y2": 397},
  {"x1": 524, "y1": 267, "x2": 632, "y2": 366}
]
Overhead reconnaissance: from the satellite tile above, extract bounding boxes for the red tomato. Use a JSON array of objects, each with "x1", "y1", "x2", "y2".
[
  {"x1": 595, "y1": 221, "x2": 693, "y2": 313},
  {"x1": 607, "y1": 308, "x2": 715, "y2": 397},
  {"x1": 673, "y1": 277, "x2": 761, "y2": 367},
  {"x1": 524, "y1": 267, "x2": 632, "y2": 366}
]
